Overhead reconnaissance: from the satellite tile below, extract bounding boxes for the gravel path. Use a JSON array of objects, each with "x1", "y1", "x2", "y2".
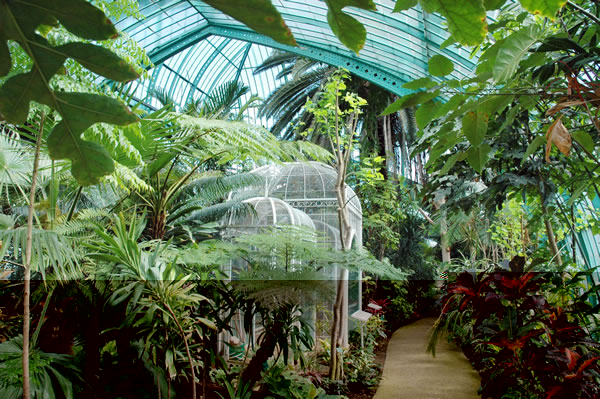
[{"x1": 373, "y1": 317, "x2": 481, "y2": 399}]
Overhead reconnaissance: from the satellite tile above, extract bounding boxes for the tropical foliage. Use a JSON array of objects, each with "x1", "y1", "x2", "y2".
[{"x1": 2, "y1": 0, "x2": 600, "y2": 398}]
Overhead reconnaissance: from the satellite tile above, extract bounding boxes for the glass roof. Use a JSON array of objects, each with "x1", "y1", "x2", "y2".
[{"x1": 116, "y1": 1, "x2": 478, "y2": 122}]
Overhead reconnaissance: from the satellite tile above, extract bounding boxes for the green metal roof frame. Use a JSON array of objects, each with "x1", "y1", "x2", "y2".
[{"x1": 115, "y1": 0, "x2": 478, "y2": 113}]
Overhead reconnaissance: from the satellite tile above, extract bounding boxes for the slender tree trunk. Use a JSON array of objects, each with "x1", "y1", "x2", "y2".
[
  {"x1": 440, "y1": 215, "x2": 451, "y2": 263},
  {"x1": 23, "y1": 113, "x2": 45, "y2": 399},
  {"x1": 329, "y1": 275, "x2": 345, "y2": 380},
  {"x1": 541, "y1": 203, "x2": 563, "y2": 266},
  {"x1": 330, "y1": 150, "x2": 353, "y2": 379},
  {"x1": 383, "y1": 115, "x2": 396, "y2": 180},
  {"x1": 436, "y1": 200, "x2": 451, "y2": 264}
]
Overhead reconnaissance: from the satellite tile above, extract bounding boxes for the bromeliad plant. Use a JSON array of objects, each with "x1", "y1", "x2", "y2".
[{"x1": 428, "y1": 256, "x2": 600, "y2": 398}]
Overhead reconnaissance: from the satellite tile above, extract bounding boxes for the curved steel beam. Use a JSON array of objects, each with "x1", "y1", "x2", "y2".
[{"x1": 147, "y1": 24, "x2": 413, "y2": 96}]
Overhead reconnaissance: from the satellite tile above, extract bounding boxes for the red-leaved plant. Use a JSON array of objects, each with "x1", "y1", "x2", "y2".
[{"x1": 433, "y1": 256, "x2": 600, "y2": 398}]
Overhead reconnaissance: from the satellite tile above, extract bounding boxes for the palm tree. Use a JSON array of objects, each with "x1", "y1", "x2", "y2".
[
  {"x1": 254, "y1": 51, "x2": 333, "y2": 139},
  {"x1": 254, "y1": 51, "x2": 427, "y2": 183},
  {"x1": 150, "y1": 80, "x2": 261, "y2": 122}
]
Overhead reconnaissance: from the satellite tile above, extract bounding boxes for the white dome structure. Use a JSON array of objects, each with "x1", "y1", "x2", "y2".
[
  {"x1": 224, "y1": 197, "x2": 315, "y2": 230},
  {"x1": 236, "y1": 161, "x2": 363, "y2": 250},
  {"x1": 222, "y1": 162, "x2": 363, "y2": 354}
]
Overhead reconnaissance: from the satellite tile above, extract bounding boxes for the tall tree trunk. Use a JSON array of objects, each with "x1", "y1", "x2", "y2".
[
  {"x1": 329, "y1": 275, "x2": 345, "y2": 380},
  {"x1": 440, "y1": 212, "x2": 451, "y2": 263},
  {"x1": 240, "y1": 318, "x2": 285, "y2": 385},
  {"x1": 383, "y1": 115, "x2": 396, "y2": 180},
  {"x1": 435, "y1": 197, "x2": 451, "y2": 264},
  {"x1": 23, "y1": 113, "x2": 45, "y2": 399},
  {"x1": 330, "y1": 151, "x2": 353, "y2": 380}
]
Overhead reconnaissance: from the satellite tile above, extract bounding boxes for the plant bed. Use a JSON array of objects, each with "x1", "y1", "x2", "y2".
[{"x1": 431, "y1": 265, "x2": 600, "y2": 399}]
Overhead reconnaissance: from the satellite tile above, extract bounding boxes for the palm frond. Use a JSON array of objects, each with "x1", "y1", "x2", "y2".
[
  {"x1": 253, "y1": 50, "x2": 299, "y2": 75},
  {"x1": 259, "y1": 66, "x2": 330, "y2": 120},
  {"x1": 234, "y1": 94, "x2": 262, "y2": 121},
  {"x1": 0, "y1": 335, "x2": 80, "y2": 399},
  {"x1": 192, "y1": 81, "x2": 250, "y2": 120},
  {"x1": 291, "y1": 57, "x2": 319, "y2": 80},
  {"x1": 0, "y1": 228, "x2": 81, "y2": 280},
  {"x1": 0, "y1": 129, "x2": 31, "y2": 189},
  {"x1": 180, "y1": 172, "x2": 264, "y2": 203},
  {"x1": 148, "y1": 87, "x2": 177, "y2": 109}
]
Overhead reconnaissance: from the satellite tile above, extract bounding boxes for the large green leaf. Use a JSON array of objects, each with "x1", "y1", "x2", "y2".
[
  {"x1": 381, "y1": 90, "x2": 439, "y2": 115},
  {"x1": 203, "y1": 0, "x2": 296, "y2": 46},
  {"x1": 519, "y1": 0, "x2": 566, "y2": 18},
  {"x1": 428, "y1": 54, "x2": 454, "y2": 76},
  {"x1": 440, "y1": 151, "x2": 467, "y2": 174},
  {"x1": 572, "y1": 130, "x2": 595, "y2": 155},
  {"x1": 420, "y1": 0, "x2": 487, "y2": 46},
  {"x1": 325, "y1": 0, "x2": 377, "y2": 54},
  {"x1": 403, "y1": 77, "x2": 435, "y2": 90},
  {"x1": 0, "y1": 0, "x2": 140, "y2": 186},
  {"x1": 435, "y1": 94, "x2": 468, "y2": 119},
  {"x1": 415, "y1": 100, "x2": 438, "y2": 129},
  {"x1": 462, "y1": 109, "x2": 489, "y2": 146},
  {"x1": 57, "y1": 43, "x2": 139, "y2": 81},
  {"x1": 393, "y1": 0, "x2": 418, "y2": 12},
  {"x1": 466, "y1": 143, "x2": 492, "y2": 173},
  {"x1": 522, "y1": 135, "x2": 545, "y2": 163},
  {"x1": 478, "y1": 95, "x2": 515, "y2": 116},
  {"x1": 493, "y1": 24, "x2": 543, "y2": 83},
  {"x1": 32, "y1": 0, "x2": 119, "y2": 40}
]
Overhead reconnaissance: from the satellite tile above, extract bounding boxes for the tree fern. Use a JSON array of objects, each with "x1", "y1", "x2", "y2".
[{"x1": 174, "y1": 114, "x2": 332, "y2": 164}]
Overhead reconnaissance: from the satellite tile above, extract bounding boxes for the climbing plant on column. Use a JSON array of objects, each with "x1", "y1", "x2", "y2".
[{"x1": 0, "y1": 1, "x2": 140, "y2": 397}]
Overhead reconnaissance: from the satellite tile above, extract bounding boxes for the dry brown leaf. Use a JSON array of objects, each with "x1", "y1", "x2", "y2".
[
  {"x1": 546, "y1": 100, "x2": 586, "y2": 116},
  {"x1": 545, "y1": 115, "x2": 571, "y2": 162}
]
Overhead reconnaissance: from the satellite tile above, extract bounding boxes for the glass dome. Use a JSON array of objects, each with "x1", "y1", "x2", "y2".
[
  {"x1": 223, "y1": 196, "x2": 315, "y2": 231},
  {"x1": 230, "y1": 162, "x2": 362, "y2": 249},
  {"x1": 254, "y1": 162, "x2": 362, "y2": 248}
]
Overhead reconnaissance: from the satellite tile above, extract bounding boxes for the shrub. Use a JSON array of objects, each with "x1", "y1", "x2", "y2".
[{"x1": 429, "y1": 258, "x2": 600, "y2": 398}]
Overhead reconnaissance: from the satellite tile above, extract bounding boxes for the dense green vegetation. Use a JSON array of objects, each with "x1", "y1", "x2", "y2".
[{"x1": 1, "y1": 0, "x2": 600, "y2": 398}]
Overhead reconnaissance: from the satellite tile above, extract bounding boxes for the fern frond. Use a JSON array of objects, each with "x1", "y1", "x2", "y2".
[
  {"x1": 54, "y1": 208, "x2": 111, "y2": 238},
  {"x1": 180, "y1": 172, "x2": 264, "y2": 203},
  {"x1": 104, "y1": 162, "x2": 153, "y2": 194}
]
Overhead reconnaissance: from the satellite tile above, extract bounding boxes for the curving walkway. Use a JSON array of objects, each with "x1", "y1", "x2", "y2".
[{"x1": 374, "y1": 317, "x2": 481, "y2": 399}]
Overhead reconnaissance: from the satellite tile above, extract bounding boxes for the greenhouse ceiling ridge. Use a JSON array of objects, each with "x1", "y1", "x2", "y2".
[{"x1": 114, "y1": 0, "x2": 479, "y2": 109}]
